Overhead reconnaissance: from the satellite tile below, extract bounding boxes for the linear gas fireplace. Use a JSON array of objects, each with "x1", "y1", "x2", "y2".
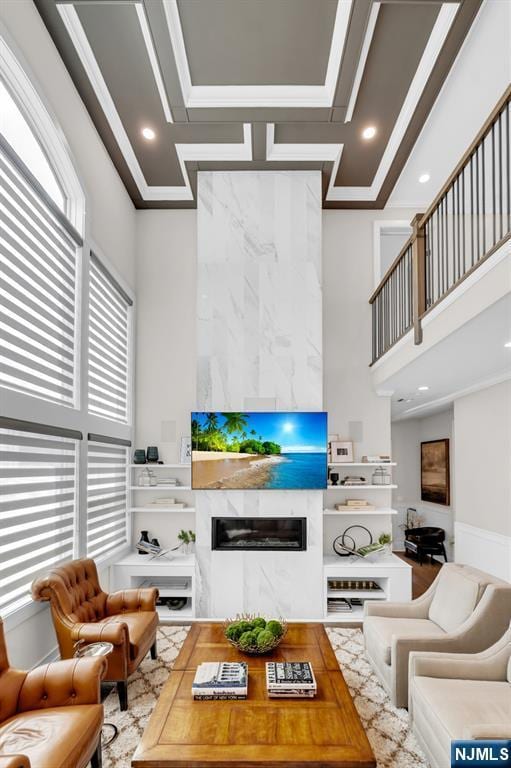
[{"x1": 212, "y1": 517, "x2": 307, "y2": 551}]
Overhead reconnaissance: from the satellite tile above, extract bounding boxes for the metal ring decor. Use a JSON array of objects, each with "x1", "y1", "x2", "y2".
[
  {"x1": 332, "y1": 533, "x2": 356, "y2": 557},
  {"x1": 333, "y1": 525, "x2": 373, "y2": 558}
]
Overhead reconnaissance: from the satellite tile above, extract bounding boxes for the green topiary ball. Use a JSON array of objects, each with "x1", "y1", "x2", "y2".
[
  {"x1": 238, "y1": 631, "x2": 257, "y2": 649},
  {"x1": 266, "y1": 620, "x2": 283, "y2": 638},
  {"x1": 237, "y1": 621, "x2": 253, "y2": 634},
  {"x1": 225, "y1": 623, "x2": 242, "y2": 641},
  {"x1": 256, "y1": 629, "x2": 274, "y2": 648},
  {"x1": 252, "y1": 617, "x2": 266, "y2": 629}
]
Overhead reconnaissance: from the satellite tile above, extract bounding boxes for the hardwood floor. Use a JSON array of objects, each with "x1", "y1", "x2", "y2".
[{"x1": 394, "y1": 550, "x2": 443, "y2": 598}]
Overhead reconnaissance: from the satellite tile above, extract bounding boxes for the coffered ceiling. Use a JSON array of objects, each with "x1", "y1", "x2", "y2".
[{"x1": 35, "y1": 0, "x2": 482, "y2": 209}]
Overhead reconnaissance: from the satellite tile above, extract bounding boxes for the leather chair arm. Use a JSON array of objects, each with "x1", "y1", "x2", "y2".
[
  {"x1": 71, "y1": 620, "x2": 128, "y2": 647},
  {"x1": 106, "y1": 587, "x2": 158, "y2": 615},
  {"x1": 17, "y1": 657, "x2": 107, "y2": 712},
  {"x1": 0, "y1": 757, "x2": 31, "y2": 768}
]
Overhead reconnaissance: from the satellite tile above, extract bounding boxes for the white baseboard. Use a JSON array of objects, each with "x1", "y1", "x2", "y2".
[{"x1": 455, "y1": 522, "x2": 511, "y2": 582}]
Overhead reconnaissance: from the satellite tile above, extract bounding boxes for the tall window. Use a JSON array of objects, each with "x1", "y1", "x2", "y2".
[
  {"x1": 0, "y1": 426, "x2": 79, "y2": 616},
  {"x1": 0, "y1": 134, "x2": 81, "y2": 406},
  {"x1": 86, "y1": 439, "x2": 129, "y2": 559},
  {"x1": 88, "y1": 254, "x2": 132, "y2": 423},
  {"x1": 0, "y1": 50, "x2": 133, "y2": 620}
]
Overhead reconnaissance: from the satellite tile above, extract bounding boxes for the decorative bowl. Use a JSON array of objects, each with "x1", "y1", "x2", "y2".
[{"x1": 223, "y1": 614, "x2": 287, "y2": 655}]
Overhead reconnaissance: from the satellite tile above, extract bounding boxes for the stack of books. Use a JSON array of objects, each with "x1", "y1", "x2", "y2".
[
  {"x1": 335, "y1": 499, "x2": 375, "y2": 511},
  {"x1": 149, "y1": 498, "x2": 185, "y2": 508},
  {"x1": 157, "y1": 478, "x2": 179, "y2": 487},
  {"x1": 340, "y1": 475, "x2": 367, "y2": 486},
  {"x1": 266, "y1": 661, "x2": 317, "y2": 698},
  {"x1": 327, "y1": 597, "x2": 353, "y2": 613},
  {"x1": 191, "y1": 662, "x2": 247, "y2": 700}
]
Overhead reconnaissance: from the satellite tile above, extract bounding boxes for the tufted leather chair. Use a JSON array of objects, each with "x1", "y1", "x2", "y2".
[
  {"x1": 0, "y1": 616, "x2": 106, "y2": 768},
  {"x1": 32, "y1": 558, "x2": 159, "y2": 711}
]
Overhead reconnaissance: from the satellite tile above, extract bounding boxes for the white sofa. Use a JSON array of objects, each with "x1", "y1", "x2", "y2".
[
  {"x1": 409, "y1": 625, "x2": 511, "y2": 768},
  {"x1": 363, "y1": 563, "x2": 511, "y2": 707}
]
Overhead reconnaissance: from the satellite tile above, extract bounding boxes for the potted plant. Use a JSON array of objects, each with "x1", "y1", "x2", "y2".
[{"x1": 178, "y1": 529, "x2": 196, "y2": 554}]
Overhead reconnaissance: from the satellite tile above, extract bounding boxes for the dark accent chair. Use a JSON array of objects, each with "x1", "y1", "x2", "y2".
[{"x1": 404, "y1": 526, "x2": 448, "y2": 565}]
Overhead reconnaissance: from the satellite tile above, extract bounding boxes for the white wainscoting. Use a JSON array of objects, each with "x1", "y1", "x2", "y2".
[{"x1": 455, "y1": 522, "x2": 511, "y2": 582}]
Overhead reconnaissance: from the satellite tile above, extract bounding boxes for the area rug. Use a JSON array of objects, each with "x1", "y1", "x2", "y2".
[{"x1": 102, "y1": 625, "x2": 428, "y2": 768}]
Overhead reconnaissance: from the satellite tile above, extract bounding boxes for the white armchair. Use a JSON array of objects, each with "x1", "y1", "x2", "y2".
[
  {"x1": 409, "y1": 626, "x2": 511, "y2": 768},
  {"x1": 363, "y1": 563, "x2": 511, "y2": 707}
]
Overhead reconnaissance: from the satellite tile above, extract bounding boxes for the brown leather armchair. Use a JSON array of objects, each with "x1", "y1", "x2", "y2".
[
  {"x1": 32, "y1": 558, "x2": 159, "y2": 710},
  {"x1": 0, "y1": 617, "x2": 106, "y2": 768}
]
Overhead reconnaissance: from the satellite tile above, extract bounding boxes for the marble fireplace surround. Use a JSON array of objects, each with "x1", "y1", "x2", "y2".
[{"x1": 196, "y1": 171, "x2": 323, "y2": 619}]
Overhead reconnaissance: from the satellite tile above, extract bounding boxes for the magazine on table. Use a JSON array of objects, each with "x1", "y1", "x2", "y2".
[
  {"x1": 266, "y1": 661, "x2": 317, "y2": 697},
  {"x1": 192, "y1": 662, "x2": 248, "y2": 698}
]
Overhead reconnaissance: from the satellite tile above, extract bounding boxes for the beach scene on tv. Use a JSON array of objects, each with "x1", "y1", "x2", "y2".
[{"x1": 191, "y1": 411, "x2": 327, "y2": 490}]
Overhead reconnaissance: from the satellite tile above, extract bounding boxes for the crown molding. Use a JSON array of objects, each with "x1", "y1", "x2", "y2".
[
  {"x1": 57, "y1": 4, "x2": 252, "y2": 201},
  {"x1": 134, "y1": 3, "x2": 173, "y2": 122},
  {"x1": 162, "y1": 0, "x2": 352, "y2": 108},
  {"x1": 327, "y1": 3, "x2": 460, "y2": 201},
  {"x1": 344, "y1": 2, "x2": 380, "y2": 123}
]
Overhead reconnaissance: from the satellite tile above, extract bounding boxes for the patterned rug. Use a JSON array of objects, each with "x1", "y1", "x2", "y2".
[{"x1": 102, "y1": 625, "x2": 428, "y2": 768}]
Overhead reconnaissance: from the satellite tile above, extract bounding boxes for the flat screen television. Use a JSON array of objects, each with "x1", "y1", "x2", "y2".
[{"x1": 191, "y1": 411, "x2": 327, "y2": 490}]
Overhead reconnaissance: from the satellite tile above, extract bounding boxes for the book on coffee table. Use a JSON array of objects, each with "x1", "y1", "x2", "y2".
[
  {"x1": 192, "y1": 661, "x2": 248, "y2": 700},
  {"x1": 266, "y1": 661, "x2": 317, "y2": 698}
]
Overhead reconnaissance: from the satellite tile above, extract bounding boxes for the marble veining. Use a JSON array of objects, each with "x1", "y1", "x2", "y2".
[{"x1": 196, "y1": 171, "x2": 323, "y2": 618}]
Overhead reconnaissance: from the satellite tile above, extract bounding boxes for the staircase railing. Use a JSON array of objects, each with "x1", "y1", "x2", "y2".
[{"x1": 370, "y1": 87, "x2": 511, "y2": 364}]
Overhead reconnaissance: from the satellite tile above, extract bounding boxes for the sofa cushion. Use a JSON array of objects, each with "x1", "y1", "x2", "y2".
[
  {"x1": 507, "y1": 654, "x2": 511, "y2": 684},
  {"x1": 412, "y1": 676, "x2": 511, "y2": 741},
  {"x1": 364, "y1": 617, "x2": 445, "y2": 666},
  {"x1": 428, "y1": 567, "x2": 484, "y2": 633},
  {"x1": 0, "y1": 705, "x2": 102, "y2": 768},
  {"x1": 98, "y1": 611, "x2": 158, "y2": 661}
]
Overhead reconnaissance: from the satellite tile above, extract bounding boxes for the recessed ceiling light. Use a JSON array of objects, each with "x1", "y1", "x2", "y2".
[
  {"x1": 142, "y1": 127, "x2": 156, "y2": 141},
  {"x1": 362, "y1": 125, "x2": 377, "y2": 140},
  {"x1": 419, "y1": 173, "x2": 430, "y2": 184},
  {"x1": 406, "y1": 399, "x2": 413, "y2": 403},
  {"x1": 505, "y1": 341, "x2": 511, "y2": 348},
  {"x1": 418, "y1": 386, "x2": 429, "y2": 391}
]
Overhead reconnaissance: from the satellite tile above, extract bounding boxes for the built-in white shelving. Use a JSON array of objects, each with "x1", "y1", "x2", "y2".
[
  {"x1": 323, "y1": 553, "x2": 411, "y2": 622},
  {"x1": 130, "y1": 506, "x2": 196, "y2": 513},
  {"x1": 129, "y1": 485, "x2": 192, "y2": 491},
  {"x1": 323, "y1": 507, "x2": 397, "y2": 516},
  {"x1": 328, "y1": 462, "x2": 396, "y2": 467},
  {"x1": 325, "y1": 484, "x2": 398, "y2": 490},
  {"x1": 112, "y1": 552, "x2": 196, "y2": 622},
  {"x1": 129, "y1": 464, "x2": 191, "y2": 469}
]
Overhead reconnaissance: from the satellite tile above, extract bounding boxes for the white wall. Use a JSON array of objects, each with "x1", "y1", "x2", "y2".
[
  {"x1": 1, "y1": 0, "x2": 136, "y2": 668},
  {"x1": 388, "y1": 0, "x2": 511, "y2": 209},
  {"x1": 454, "y1": 380, "x2": 511, "y2": 580},
  {"x1": 134, "y1": 210, "x2": 197, "y2": 552},
  {"x1": 392, "y1": 408, "x2": 454, "y2": 557},
  {"x1": 323, "y1": 209, "x2": 415, "y2": 457}
]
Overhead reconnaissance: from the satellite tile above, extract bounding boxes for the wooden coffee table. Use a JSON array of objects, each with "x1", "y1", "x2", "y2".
[{"x1": 132, "y1": 622, "x2": 375, "y2": 767}]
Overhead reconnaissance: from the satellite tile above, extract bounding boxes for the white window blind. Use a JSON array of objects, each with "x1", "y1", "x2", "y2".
[
  {"x1": 88, "y1": 254, "x2": 131, "y2": 423},
  {"x1": 0, "y1": 137, "x2": 80, "y2": 406},
  {"x1": 87, "y1": 440, "x2": 128, "y2": 559},
  {"x1": 0, "y1": 426, "x2": 78, "y2": 616}
]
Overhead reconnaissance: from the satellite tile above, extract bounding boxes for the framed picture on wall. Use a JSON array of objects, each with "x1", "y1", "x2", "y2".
[
  {"x1": 421, "y1": 439, "x2": 450, "y2": 505},
  {"x1": 330, "y1": 440, "x2": 354, "y2": 463}
]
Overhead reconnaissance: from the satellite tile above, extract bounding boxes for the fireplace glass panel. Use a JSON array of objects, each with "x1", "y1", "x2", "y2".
[{"x1": 212, "y1": 517, "x2": 306, "y2": 551}]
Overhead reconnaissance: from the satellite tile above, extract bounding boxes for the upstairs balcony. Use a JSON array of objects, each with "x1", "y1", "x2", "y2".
[{"x1": 370, "y1": 87, "x2": 511, "y2": 367}]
